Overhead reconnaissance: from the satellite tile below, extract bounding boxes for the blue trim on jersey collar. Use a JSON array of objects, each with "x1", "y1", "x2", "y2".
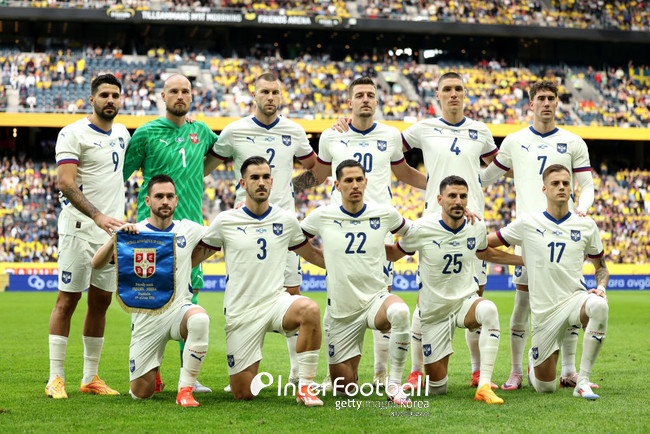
[
  {"x1": 543, "y1": 210, "x2": 571, "y2": 224},
  {"x1": 439, "y1": 117, "x2": 466, "y2": 127},
  {"x1": 339, "y1": 203, "x2": 367, "y2": 218},
  {"x1": 145, "y1": 221, "x2": 175, "y2": 232},
  {"x1": 349, "y1": 122, "x2": 377, "y2": 135},
  {"x1": 242, "y1": 205, "x2": 273, "y2": 220},
  {"x1": 87, "y1": 123, "x2": 112, "y2": 136},
  {"x1": 252, "y1": 116, "x2": 280, "y2": 130},
  {"x1": 439, "y1": 218, "x2": 466, "y2": 234},
  {"x1": 529, "y1": 126, "x2": 559, "y2": 138}
]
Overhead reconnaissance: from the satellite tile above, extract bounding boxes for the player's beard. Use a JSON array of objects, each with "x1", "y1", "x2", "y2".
[
  {"x1": 151, "y1": 205, "x2": 174, "y2": 219},
  {"x1": 247, "y1": 187, "x2": 269, "y2": 204},
  {"x1": 446, "y1": 206, "x2": 465, "y2": 221},
  {"x1": 167, "y1": 104, "x2": 189, "y2": 117},
  {"x1": 96, "y1": 104, "x2": 118, "y2": 121}
]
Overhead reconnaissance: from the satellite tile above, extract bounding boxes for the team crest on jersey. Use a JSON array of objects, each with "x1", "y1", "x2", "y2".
[
  {"x1": 273, "y1": 223, "x2": 283, "y2": 235},
  {"x1": 119, "y1": 137, "x2": 125, "y2": 149},
  {"x1": 571, "y1": 230, "x2": 581, "y2": 242},
  {"x1": 557, "y1": 143, "x2": 567, "y2": 154},
  {"x1": 282, "y1": 135, "x2": 291, "y2": 146},
  {"x1": 370, "y1": 218, "x2": 380, "y2": 230},
  {"x1": 531, "y1": 347, "x2": 539, "y2": 360},
  {"x1": 469, "y1": 129, "x2": 478, "y2": 140},
  {"x1": 134, "y1": 249, "x2": 156, "y2": 278},
  {"x1": 329, "y1": 344, "x2": 335, "y2": 357},
  {"x1": 227, "y1": 354, "x2": 235, "y2": 368},
  {"x1": 514, "y1": 266, "x2": 522, "y2": 277},
  {"x1": 189, "y1": 133, "x2": 199, "y2": 144},
  {"x1": 423, "y1": 344, "x2": 432, "y2": 357},
  {"x1": 467, "y1": 237, "x2": 476, "y2": 249},
  {"x1": 377, "y1": 140, "x2": 387, "y2": 151},
  {"x1": 61, "y1": 271, "x2": 72, "y2": 284},
  {"x1": 130, "y1": 359, "x2": 135, "y2": 373},
  {"x1": 176, "y1": 236, "x2": 186, "y2": 248}
]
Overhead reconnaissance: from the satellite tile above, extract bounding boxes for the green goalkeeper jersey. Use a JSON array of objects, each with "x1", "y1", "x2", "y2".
[{"x1": 123, "y1": 117, "x2": 218, "y2": 289}]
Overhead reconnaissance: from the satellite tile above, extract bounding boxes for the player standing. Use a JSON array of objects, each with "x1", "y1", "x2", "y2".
[
  {"x1": 293, "y1": 76, "x2": 426, "y2": 389},
  {"x1": 400, "y1": 71, "x2": 499, "y2": 390},
  {"x1": 386, "y1": 175, "x2": 523, "y2": 404},
  {"x1": 193, "y1": 156, "x2": 326, "y2": 406},
  {"x1": 46, "y1": 74, "x2": 128, "y2": 399},
  {"x1": 488, "y1": 164, "x2": 608, "y2": 400},
  {"x1": 301, "y1": 159, "x2": 412, "y2": 405},
  {"x1": 123, "y1": 74, "x2": 218, "y2": 393},
  {"x1": 92, "y1": 175, "x2": 211, "y2": 407},
  {"x1": 204, "y1": 73, "x2": 317, "y2": 384},
  {"x1": 481, "y1": 80, "x2": 595, "y2": 390}
]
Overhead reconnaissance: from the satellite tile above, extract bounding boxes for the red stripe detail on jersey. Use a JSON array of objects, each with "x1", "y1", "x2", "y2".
[
  {"x1": 496, "y1": 230, "x2": 510, "y2": 247},
  {"x1": 390, "y1": 157, "x2": 406, "y2": 166},
  {"x1": 390, "y1": 218, "x2": 406, "y2": 234},
  {"x1": 476, "y1": 247, "x2": 488, "y2": 253},
  {"x1": 493, "y1": 158, "x2": 510, "y2": 171},
  {"x1": 588, "y1": 250, "x2": 604, "y2": 258},
  {"x1": 481, "y1": 148, "x2": 498, "y2": 158},
  {"x1": 297, "y1": 150, "x2": 315, "y2": 160},
  {"x1": 573, "y1": 167, "x2": 591, "y2": 173},
  {"x1": 401, "y1": 133, "x2": 412, "y2": 151},
  {"x1": 317, "y1": 156, "x2": 332, "y2": 166},
  {"x1": 57, "y1": 159, "x2": 79, "y2": 166},
  {"x1": 289, "y1": 238, "x2": 309, "y2": 251},
  {"x1": 198, "y1": 240, "x2": 221, "y2": 251},
  {"x1": 397, "y1": 242, "x2": 414, "y2": 256},
  {"x1": 302, "y1": 229, "x2": 316, "y2": 238},
  {"x1": 208, "y1": 148, "x2": 227, "y2": 160}
]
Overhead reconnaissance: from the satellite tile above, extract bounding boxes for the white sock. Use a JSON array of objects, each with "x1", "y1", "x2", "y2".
[
  {"x1": 82, "y1": 336, "x2": 104, "y2": 384},
  {"x1": 286, "y1": 333, "x2": 299, "y2": 379},
  {"x1": 180, "y1": 313, "x2": 210, "y2": 388},
  {"x1": 373, "y1": 329, "x2": 390, "y2": 374},
  {"x1": 561, "y1": 326, "x2": 579, "y2": 376},
  {"x1": 297, "y1": 349, "x2": 319, "y2": 386},
  {"x1": 410, "y1": 306, "x2": 423, "y2": 373},
  {"x1": 578, "y1": 295, "x2": 608, "y2": 385},
  {"x1": 466, "y1": 328, "x2": 481, "y2": 373},
  {"x1": 475, "y1": 300, "x2": 500, "y2": 389},
  {"x1": 427, "y1": 376, "x2": 448, "y2": 395},
  {"x1": 510, "y1": 290, "x2": 530, "y2": 375},
  {"x1": 386, "y1": 303, "x2": 410, "y2": 385},
  {"x1": 49, "y1": 334, "x2": 68, "y2": 382},
  {"x1": 535, "y1": 379, "x2": 556, "y2": 393}
]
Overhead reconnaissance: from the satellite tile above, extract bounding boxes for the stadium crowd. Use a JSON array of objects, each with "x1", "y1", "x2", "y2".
[
  {"x1": 1, "y1": 47, "x2": 647, "y2": 127},
  {"x1": 1, "y1": 156, "x2": 647, "y2": 266}
]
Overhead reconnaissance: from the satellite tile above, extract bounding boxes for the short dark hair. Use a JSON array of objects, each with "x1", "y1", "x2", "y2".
[
  {"x1": 335, "y1": 159, "x2": 365, "y2": 180},
  {"x1": 91, "y1": 74, "x2": 122, "y2": 95},
  {"x1": 256, "y1": 72, "x2": 279, "y2": 86},
  {"x1": 241, "y1": 156, "x2": 270, "y2": 177},
  {"x1": 542, "y1": 164, "x2": 570, "y2": 183},
  {"x1": 348, "y1": 76, "x2": 376, "y2": 98},
  {"x1": 147, "y1": 174, "x2": 176, "y2": 195},
  {"x1": 439, "y1": 175, "x2": 468, "y2": 193},
  {"x1": 438, "y1": 71, "x2": 464, "y2": 88},
  {"x1": 529, "y1": 79, "x2": 558, "y2": 101}
]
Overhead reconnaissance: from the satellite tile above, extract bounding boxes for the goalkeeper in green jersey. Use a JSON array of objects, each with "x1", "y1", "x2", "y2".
[{"x1": 123, "y1": 74, "x2": 218, "y2": 394}]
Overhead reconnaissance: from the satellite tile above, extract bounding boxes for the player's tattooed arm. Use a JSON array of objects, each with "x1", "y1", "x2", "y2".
[
  {"x1": 292, "y1": 170, "x2": 319, "y2": 192},
  {"x1": 192, "y1": 244, "x2": 218, "y2": 267},
  {"x1": 593, "y1": 256, "x2": 609, "y2": 289}
]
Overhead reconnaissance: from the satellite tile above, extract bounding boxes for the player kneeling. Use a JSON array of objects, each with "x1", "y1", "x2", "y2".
[
  {"x1": 488, "y1": 165, "x2": 609, "y2": 400},
  {"x1": 92, "y1": 175, "x2": 211, "y2": 407},
  {"x1": 192, "y1": 156, "x2": 326, "y2": 406},
  {"x1": 386, "y1": 176, "x2": 524, "y2": 404}
]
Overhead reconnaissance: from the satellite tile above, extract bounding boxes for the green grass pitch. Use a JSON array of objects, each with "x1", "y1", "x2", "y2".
[{"x1": 0, "y1": 291, "x2": 648, "y2": 432}]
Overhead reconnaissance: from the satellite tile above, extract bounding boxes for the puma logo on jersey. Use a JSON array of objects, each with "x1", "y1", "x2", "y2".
[
  {"x1": 333, "y1": 220, "x2": 343, "y2": 228},
  {"x1": 433, "y1": 127, "x2": 443, "y2": 134},
  {"x1": 92, "y1": 142, "x2": 102, "y2": 148},
  {"x1": 340, "y1": 140, "x2": 349, "y2": 147},
  {"x1": 159, "y1": 139, "x2": 170, "y2": 146},
  {"x1": 246, "y1": 136, "x2": 256, "y2": 144},
  {"x1": 432, "y1": 240, "x2": 441, "y2": 248},
  {"x1": 536, "y1": 229, "x2": 546, "y2": 237},
  {"x1": 236, "y1": 226, "x2": 247, "y2": 234},
  {"x1": 521, "y1": 144, "x2": 530, "y2": 151}
]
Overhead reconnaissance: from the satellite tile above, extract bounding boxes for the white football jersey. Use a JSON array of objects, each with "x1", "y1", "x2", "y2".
[
  {"x1": 301, "y1": 202, "x2": 409, "y2": 319},
  {"x1": 318, "y1": 122, "x2": 405, "y2": 206},
  {"x1": 497, "y1": 211, "x2": 603, "y2": 326},
  {"x1": 401, "y1": 117, "x2": 496, "y2": 215},
  {"x1": 199, "y1": 206, "x2": 307, "y2": 319},
  {"x1": 56, "y1": 118, "x2": 130, "y2": 243},
  {"x1": 398, "y1": 214, "x2": 488, "y2": 321},
  {"x1": 493, "y1": 126, "x2": 591, "y2": 216},
  {"x1": 210, "y1": 115, "x2": 314, "y2": 211},
  {"x1": 132, "y1": 219, "x2": 206, "y2": 323}
]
